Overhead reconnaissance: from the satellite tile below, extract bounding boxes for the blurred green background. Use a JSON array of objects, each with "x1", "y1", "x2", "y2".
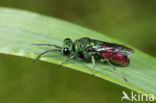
[{"x1": 0, "y1": 0, "x2": 156, "y2": 103}]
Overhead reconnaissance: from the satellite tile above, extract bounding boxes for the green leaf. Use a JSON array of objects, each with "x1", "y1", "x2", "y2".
[{"x1": 0, "y1": 8, "x2": 156, "y2": 99}]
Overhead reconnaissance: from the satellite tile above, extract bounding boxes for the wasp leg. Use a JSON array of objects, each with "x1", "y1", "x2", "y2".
[
  {"x1": 105, "y1": 59, "x2": 127, "y2": 81},
  {"x1": 75, "y1": 56, "x2": 82, "y2": 61},
  {"x1": 59, "y1": 55, "x2": 75, "y2": 65},
  {"x1": 33, "y1": 49, "x2": 61, "y2": 63},
  {"x1": 100, "y1": 59, "x2": 106, "y2": 62},
  {"x1": 91, "y1": 56, "x2": 96, "y2": 75},
  {"x1": 32, "y1": 44, "x2": 62, "y2": 49}
]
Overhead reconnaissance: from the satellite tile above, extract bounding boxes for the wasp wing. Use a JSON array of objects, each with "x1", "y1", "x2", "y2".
[{"x1": 92, "y1": 41, "x2": 134, "y2": 56}]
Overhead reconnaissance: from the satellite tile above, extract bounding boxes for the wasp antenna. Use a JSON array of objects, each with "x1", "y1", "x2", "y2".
[
  {"x1": 31, "y1": 44, "x2": 62, "y2": 49},
  {"x1": 105, "y1": 59, "x2": 127, "y2": 82},
  {"x1": 33, "y1": 49, "x2": 61, "y2": 63}
]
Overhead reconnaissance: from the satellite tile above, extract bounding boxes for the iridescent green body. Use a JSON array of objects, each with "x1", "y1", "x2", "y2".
[
  {"x1": 63, "y1": 37, "x2": 132, "y2": 61},
  {"x1": 73, "y1": 37, "x2": 99, "y2": 59}
]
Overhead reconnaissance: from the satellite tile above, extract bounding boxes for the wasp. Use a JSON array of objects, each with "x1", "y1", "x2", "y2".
[{"x1": 32, "y1": 37, "x2": 134, "y2": 81}]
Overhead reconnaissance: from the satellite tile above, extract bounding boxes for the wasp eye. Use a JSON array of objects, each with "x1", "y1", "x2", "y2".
[{"x1": 63, "y1": 48, "x2": 70, "y2": 55}]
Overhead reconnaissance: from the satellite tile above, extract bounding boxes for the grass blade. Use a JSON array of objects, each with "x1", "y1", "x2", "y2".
[{"x1": 0, "y1": 8, "x2": 156, "y2": 99}]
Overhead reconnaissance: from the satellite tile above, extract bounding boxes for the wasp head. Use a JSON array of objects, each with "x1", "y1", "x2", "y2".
[{"x1": 62, "y1": 38, "x2": 73, "y2": 55}]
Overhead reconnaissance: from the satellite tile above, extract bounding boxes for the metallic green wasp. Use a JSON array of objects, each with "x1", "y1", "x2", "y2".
[{"x1": 33, "y1": 37, "x2": 134, "y2": 81}]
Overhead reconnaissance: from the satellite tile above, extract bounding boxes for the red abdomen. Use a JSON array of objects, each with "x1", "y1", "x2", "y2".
[{"x1": 101, "y1": 52, "x2": 129, "y2": 66}]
